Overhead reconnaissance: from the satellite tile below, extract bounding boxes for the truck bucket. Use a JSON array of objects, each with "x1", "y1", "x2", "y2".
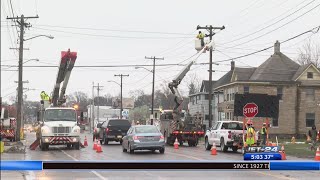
[{"x1": 29, "y1": 139, "x2": 40, "y2": 150}]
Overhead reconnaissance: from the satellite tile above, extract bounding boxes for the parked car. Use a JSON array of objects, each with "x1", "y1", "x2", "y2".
[
  {"x1": 99, "y1": 119, "x2": 131, "y2": 145},
  {"x1": 122, "y1": 125, "x2": 165, "y2": 154},
  {"x1": 93, "y1": 121, "x2": 104, "y2": 141}
]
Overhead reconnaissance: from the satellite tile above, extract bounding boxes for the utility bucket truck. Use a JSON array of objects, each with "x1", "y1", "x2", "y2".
[
  {"x1": 159, "y1": 40, "x2": 215, "y2": 147},
  {"x1": 30, "y1": 49, "x2": 82, "y2": 151}
]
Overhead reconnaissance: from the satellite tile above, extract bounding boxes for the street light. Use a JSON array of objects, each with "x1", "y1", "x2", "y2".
[
  {"x1": 24, "y1": 35, "x2": 54, "y2": 41},
  {"x1": 135, "y1": 66, "x2": 153, "y2": 73},
  {"x1": 23, "y1": 58, "x2": 39, "y2": 64},
  {"x1": 107, "y1": 80, "x2": 121, "y2": 87},
  {"x1": 4, "y1": 59, "x2": 40, "y2": 70},
  {"x1": 134, "y1": 66, "x2": 155, "y2": 125}
]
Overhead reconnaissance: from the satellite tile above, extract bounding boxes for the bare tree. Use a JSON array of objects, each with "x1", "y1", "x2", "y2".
[
  {"x1": 185, "y1": 73, "x2": 201, "y2": 95},
  {"x1": 297, "y1": 40, "x2": 320, "y2": 68}
]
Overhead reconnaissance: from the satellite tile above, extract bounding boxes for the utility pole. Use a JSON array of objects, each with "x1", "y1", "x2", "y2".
[
  {"x1": 197, "y1": 25, "x2": 225, "y2": 128},
  {"x1": 7, "y1": 15, "x2": 38, "y2": 141},
  {"x1": 91, "y1": 81, "x2": 95, "y2": 133},
  {"x1": 93, "y1": 83, "x2": 103, "y2": 121},
  {"x1": 145, "y1": 56, "x2": 164, "y2": 125},
  {"x1": 114, "y1": 74, "x2": 129, "y2": 119}
]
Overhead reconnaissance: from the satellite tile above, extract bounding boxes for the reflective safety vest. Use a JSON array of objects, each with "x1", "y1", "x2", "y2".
[
  {"x1": 247, "y1": 127, "x2": 255, "y2": 138},
  {"x1": 40, "y1": 92, "x2": 50, "y2": 100},
  {"x1": 197, "y1": 33, "x2": 205, "y2": 39},
  {"x1": 260, "y1": 127, "x2": 267, "y2": 135}
]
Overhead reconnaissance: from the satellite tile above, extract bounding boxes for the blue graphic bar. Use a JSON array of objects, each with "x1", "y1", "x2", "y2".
[
  {"x1": 244, "y1": 153, "x2": 282, "y2": 160},
  {"x1": 270, "y1": 162, "x2": 320, "y2": 170},
  {"x1": 0, "y1": 161, "x2": 43, "y2": 170}
]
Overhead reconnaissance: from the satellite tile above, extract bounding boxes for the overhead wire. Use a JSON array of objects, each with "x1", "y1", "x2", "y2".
[
  {"x1": 215, "y1": 25, "x2": 320, "y2": 63},
  {"x1": 222, "y1": 0, "x2": 316, "y2": 45},
  {"x1": 32, "y1": 27, "x2": 194, "y2": 40},
  {"x1": 33, "y1": 24, "x2": 195, "y2": 35},
  {"x1": 224, "y1": 3, "x2": 320, "y2": 49}
]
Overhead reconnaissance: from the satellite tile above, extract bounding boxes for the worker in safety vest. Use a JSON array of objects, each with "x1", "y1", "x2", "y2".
[
  {"x1": 246, "y1": 119, "x2": 255, "y2": 147},
  {"x1": 40, "y1": 91, "x2": 50, "y2": 101},
  {"x1": 196, "y1": 31, "x2": 205, "y2": 47},
  {"x1": 260, "y1": 123, "x2": 267, "y2": 145}
]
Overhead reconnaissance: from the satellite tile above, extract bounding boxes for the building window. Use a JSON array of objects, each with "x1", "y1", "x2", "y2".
[
  {"x1": 306, "y1": 88, "x2": 315, "y2": 100},
  {"x1": 307, "y1": 72, "x2": 313, "y2": 79},
  {"x1": 244, "y1": 86, "x2": 249, "y2": 94},
  {"x1": 272, "y1": 118, "x2": 278, "y2": 127},
  {"x1": 155, "y1": 113, "x2": 158, "y2": 119},
  {"x1": 205, "y1": 94, "x2": 209, "y2": 100},
  {"x1": 306, "y1": 113, "x2": 315, "y2": 127},
  {"x1": 277, "y1": 87, "x2": 283, "y2": 100}
]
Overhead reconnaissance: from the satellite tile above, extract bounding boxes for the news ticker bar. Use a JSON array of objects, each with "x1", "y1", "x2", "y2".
[{"x1": 1, "y1": 161, "x2": 319, "y2": 171}]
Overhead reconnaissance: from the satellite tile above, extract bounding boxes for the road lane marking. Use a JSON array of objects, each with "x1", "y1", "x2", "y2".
[
  {"x1": 61, "y1": 150, "x2": 108, "y2": 180},
  {"x1": 166, "y1": 148, "x2": 298, "y2": 180},
  {"x1": 166, "y1": 151, "x2": 203, "y2": 160}
]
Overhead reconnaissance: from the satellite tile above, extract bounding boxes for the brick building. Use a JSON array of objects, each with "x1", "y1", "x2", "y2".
[{"x1": 213, "y1": 41, "x2": 320, "y2": 137}]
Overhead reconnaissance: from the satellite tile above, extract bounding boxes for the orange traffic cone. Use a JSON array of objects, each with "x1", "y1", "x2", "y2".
[
  {"x1": 315, "y1": 147, "x2": 320, "y2": 161},
  {"x1": 96, "y1": 140, "x2": 103, "y2": 153},
  {"x1": 93, "y1": 138, "x2": 97, "y2": 150},
  {"x1": 174, "y1": 138, "x2": 179, "y2": 149},
  {"x1": 211, "y1": 143, "x2": 217, "y2": 155},
  {"x1": 280, "y1": 145, "x2": 286, "y2": 160},
  {"x1": 84, "y1": 136, "x2": 88, "y2": 146}
]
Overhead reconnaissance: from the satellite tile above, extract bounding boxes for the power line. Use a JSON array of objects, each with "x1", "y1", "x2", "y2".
[
  {"x1": 222, "y1": 0, "x2": 316, "y2": 45},
  {"x1": 32, "y1": 27, "x2": 193, "y2": 39},
  {"x1": 215, "y1": 25, "x2": 320, "y2": 63},
  {"x1": 33, "y1": 24, "x2": 195, "y2": 35},
  {"x1": 225, "y1": 3, "x2": 320, "y2": 48}
]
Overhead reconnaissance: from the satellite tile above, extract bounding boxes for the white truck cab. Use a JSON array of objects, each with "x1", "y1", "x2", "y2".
[{"x1": 39, "y1": 107, "x2": 81, "y2": 150}]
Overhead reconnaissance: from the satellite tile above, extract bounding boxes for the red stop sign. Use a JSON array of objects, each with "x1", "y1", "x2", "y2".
[{"x1": 243, "y1": 103, "x2": 258, "y2": 118}]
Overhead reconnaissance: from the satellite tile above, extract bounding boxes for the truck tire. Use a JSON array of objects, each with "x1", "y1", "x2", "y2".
[
  {"x1": 232, "y1": 146, "x2": 238, "y2": 152},
  {"x1": 67, "y1": 144, "x2": 72, "y2": 149},
  {"x1": 73, "y1": 142, "x2": 80, "y2": 150},
  {"x1": 220, "y1": 138, "x2": 228, "y2": 152},
  {"x1": 166, "y1": 137, "x2": 174, "y2": 146},
  {"x1": 205, "y1": 137, "x2": 212, "y2": 150},
  {"x1": 40, "y1": 142, "x2": 49, "y2": 151},
  {"x1": 104, "y1": 137, "x2": 109, "y2": 145}
]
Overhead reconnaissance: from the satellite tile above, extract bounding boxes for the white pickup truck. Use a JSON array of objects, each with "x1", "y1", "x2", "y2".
[{"x1": 205, "y1": 121, "x2": 246, "y2": 152}]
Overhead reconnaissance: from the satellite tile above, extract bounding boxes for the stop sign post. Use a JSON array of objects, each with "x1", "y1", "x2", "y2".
[{"x1": 243, "y1": 103, "x2": 258, "y2": 118}]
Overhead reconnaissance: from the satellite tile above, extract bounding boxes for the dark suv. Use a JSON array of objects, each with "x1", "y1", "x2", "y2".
[{"x1": 98, "y1": 119, "x2": 131, "y2": 145}]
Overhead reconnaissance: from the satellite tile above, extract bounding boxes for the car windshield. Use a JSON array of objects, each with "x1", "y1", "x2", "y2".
[
  {"x1": 44, "y1": 109, "x2": 76, "y2": 122},
  {"x1": 135, "y1": 126, "x2": 159, "y2": 133}
]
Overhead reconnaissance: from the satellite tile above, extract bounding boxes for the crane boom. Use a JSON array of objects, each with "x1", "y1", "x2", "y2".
[
  {"x1": 51, "y1": 49, "x2": 77, "y2": 106},
  {"x1": 168, "y1": 40, "x2": 215, "y2": 128}
]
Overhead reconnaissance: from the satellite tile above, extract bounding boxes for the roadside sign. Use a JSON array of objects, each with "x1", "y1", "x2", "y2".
[{"x1": 243, "y1": 103, "x2": 258, "y2": 118}]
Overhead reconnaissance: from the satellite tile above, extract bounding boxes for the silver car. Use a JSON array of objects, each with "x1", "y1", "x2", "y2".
[{"x1": 122, "y1": 125, "x2": 165, "y2": 154}]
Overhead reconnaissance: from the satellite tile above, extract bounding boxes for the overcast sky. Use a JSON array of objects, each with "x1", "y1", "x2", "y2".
[{"x1": 1, "y1": 0, "x2": 320, "y2": 103}]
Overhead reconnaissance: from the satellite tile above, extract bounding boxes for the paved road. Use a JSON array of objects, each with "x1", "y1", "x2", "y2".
[{"x1": 1, "y1": 131, "x2": 319, "y2": 180}]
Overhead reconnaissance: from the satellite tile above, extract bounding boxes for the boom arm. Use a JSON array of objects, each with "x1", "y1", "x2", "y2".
[
  {"x1": 168, "y1": 40, "x2": 215, "y2": 127},
  {"x1": 51, "y1": 49, "x2": 77, "y2": 106}
]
